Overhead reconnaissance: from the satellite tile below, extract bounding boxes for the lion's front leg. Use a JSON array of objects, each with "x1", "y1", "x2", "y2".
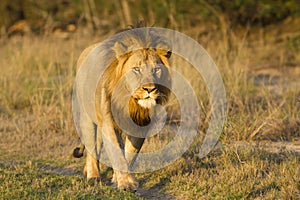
[
  {"x1": 84, "y1": 152, "x2": 100, "y2": 183},
  {"x1": 102, "y1": 128, "x2": 139, "y2": 191},
  {"x1": 124, "y1": 135, "x2": 145, "y2": 168},
  {"x1": 102, "y1": 130, "x2": 139, "y2": 191},
  {"x1": 111, "y1": 136, "x2": 144, "y2": 191},
  {"x1": 100, "y1": 89, "x2": 138, "y2": 191},
  {"x1": 84, "y1": 125, "x2": 103, "y2": 183},
  {"x1": 77, "y1": 109, "x2": 101, "y2": 183}
]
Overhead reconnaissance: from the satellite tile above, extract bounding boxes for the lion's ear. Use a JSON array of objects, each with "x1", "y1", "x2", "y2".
[
  {"x1": 155, "y1": 42, "x2": 172, "y2": 59},
  {"x1": 113, "y1": 42, "x2": 128, "y2": 59},
  {"x1": 156, "y1": 49, "x2": 172, "y2": 68},
  {"x1": 156, "y1": 49, "x2": 172, "y2": 59}
]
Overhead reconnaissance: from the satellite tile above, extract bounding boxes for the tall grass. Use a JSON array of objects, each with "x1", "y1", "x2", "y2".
[
  {"x1": 0, "y1": 36, "x2": 84, "y2": 159},
  {"x1": 1, "y1": 21, "x2": 299, "y2": 157}
]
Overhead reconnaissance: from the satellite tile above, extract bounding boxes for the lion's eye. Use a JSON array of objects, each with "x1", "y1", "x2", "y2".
[
  {"x1": 153, "y1": 67, "x2": 161, "y2": 74},
  {"x1": 133, "y1": 67, "x2": 141, "y2": 73}
]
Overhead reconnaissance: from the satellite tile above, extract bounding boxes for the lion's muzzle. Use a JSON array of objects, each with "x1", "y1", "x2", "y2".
[{"x1": 135, "y1": 84, "x2": 158, "y2": 109}]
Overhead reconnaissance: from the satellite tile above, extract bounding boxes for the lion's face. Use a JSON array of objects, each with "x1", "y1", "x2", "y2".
[{"x1": 121, "y1": 49, "x2": 171, "y2": 109}]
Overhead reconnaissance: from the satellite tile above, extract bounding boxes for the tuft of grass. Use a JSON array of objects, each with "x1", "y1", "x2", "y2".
[{"x1": 286, "y1": 35, "x2": 300, "y2": 52}]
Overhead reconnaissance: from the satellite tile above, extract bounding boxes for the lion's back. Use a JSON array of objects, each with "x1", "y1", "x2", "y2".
[{"x1": 76, "y1": 43, "x2": 98, "y2": 71}]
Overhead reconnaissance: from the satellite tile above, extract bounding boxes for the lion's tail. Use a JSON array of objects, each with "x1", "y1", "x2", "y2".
[{"x1": 73, "y1": 143, "x2": 85, "y2": 158}]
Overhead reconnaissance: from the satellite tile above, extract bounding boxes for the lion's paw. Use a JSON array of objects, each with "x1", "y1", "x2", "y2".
[
  {"x1": 84, "y1": 164, "x2": 101, "y2": 185},
  {"x1": 112, "y1": 172, "x2": 138, "y2": 192}
]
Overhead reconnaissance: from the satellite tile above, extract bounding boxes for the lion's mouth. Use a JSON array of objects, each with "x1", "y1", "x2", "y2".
[
  {"x1": 133, "y1": 86, "x2": 159, "y2": 109},
  {"x1": 137, "y1": 98, "x2": 156, "y2": 109}
]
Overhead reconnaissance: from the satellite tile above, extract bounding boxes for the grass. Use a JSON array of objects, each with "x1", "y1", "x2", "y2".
[
  {"x1": 0, "y1": 161, "x2": 138, "y2": 199},
  {"x1": 0, "y1": 16, "x2": 300, "y2": 199}
]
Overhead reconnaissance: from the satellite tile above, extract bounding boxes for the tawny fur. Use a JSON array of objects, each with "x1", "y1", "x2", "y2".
[{"x1": 73, "y1": 25, "x2": 172, "y2": 191}]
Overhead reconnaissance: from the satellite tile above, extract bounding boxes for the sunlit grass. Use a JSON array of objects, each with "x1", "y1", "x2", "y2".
[{"x1": 0, "y1": 20, "x2": 299, "y2": 199}]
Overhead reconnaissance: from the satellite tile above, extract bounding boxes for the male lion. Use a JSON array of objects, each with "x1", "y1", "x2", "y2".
[{"x1": 73, "y1": 24, "x2": 172, "y2": 191}]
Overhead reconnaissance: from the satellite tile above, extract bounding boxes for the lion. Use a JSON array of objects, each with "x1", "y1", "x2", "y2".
[{"x1": 72, "y1": 23, "x2": 172, "y2": 191}]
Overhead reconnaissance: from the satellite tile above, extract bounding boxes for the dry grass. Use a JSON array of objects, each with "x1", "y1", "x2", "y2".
[{"x1": 0, "y1": 18, "x2": 299, "y2": 199}]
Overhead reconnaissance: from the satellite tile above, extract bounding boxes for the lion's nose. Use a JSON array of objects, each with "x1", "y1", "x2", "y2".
[{"x1": 142, "y1": 85, "x2": 156, "y2": 93}]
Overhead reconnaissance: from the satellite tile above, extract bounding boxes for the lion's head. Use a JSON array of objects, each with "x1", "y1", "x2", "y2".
[
  {"x1": 100, "y1": 29, "x2": 172, "y2": 127},
  {"x1": 115, "y1": 47, "x2": 171, "y2": 109},
  {"x1": 102, "y1": 30, "x2": 172, "y2": 109}
]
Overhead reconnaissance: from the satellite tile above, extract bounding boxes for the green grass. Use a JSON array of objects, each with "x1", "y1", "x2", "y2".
[
  {"x1": 1, "y1": 147, "x2": 298, "y2": 199},
  {"x1": 165, "y1": 148, "x2": 299, "y2": 199},
  {"x1": 0, "y1": 161, "x2": 138, "y2": 199}
]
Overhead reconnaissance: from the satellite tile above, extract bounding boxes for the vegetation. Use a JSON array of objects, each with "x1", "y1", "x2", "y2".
[
  {"x1": 0, "y1": 0, "x2": 299, "y2": 199},
  {"x1": 1, "y1": 0, "x2": 300, "y2": 35}
]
